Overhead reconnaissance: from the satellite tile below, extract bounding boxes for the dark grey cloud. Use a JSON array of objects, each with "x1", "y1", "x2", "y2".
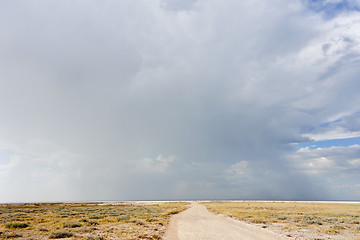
[{"x1": 0, "y1": 0, "x2": 360, "y2": 202}]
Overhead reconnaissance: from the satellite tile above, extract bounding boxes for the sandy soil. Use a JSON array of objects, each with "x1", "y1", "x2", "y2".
[{"x1": 163, "y1": 202, "x2": 287, "y2": 240}]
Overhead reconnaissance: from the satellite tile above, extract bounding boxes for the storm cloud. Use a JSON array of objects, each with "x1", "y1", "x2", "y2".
[{"x1": 0, "y1": 0, "x2": 360, "y2": 202}]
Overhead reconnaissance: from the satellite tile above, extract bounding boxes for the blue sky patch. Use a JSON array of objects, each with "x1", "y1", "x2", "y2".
[
  {"x1": 304, "y1": 0, "x2": 360, "y2": 18},
  {"x1": 319, "y1": 118, "x2": 342, "y2": 128},
  {"x1": 297, "y1": 136, "x2": 360, "y2": 149}
]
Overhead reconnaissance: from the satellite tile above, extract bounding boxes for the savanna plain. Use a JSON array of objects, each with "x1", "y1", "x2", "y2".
[
  {"x1": 1, "y1": 201, "x2": 360, "y2": 239},
  {"x1": 0, "y1": 202, "x2": 188, "y2": 240},
  {"x1": 202, "y1": 201, "x2": 360, "y2": 239}
]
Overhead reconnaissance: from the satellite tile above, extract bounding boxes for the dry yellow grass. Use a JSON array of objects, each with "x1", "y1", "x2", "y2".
[
  {"x1": 202, "y1": 201, "x2": 360, "y2": 239},
  {"x1": 0, "y1": 201, "x2": 189, "y2": 239}
]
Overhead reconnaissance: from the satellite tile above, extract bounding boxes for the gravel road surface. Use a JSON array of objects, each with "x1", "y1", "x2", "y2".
[{"x1": 163, "y1": 202, "x2": 287, "y2": 240}]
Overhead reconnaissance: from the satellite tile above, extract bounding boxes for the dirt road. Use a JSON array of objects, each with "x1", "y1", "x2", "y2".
[{"x1": 163, "y1": 202, "x2": 287, "y2": 240}]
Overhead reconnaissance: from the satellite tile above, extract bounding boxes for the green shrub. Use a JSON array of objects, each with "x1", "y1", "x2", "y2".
[
  {"x1": 63, "y1": 222, "x2": 82, "y2": 228},
  {"x1": 146, "y1": 218, "x2": 158, "y2": 222},
  {"x1": 1, "y1": 233, "x2": 23, "y2": 238},
  {"x1": 169, "y1": 210, "x2": 180, "y2": 215},
  {"x1": 117, "y1": 215, "x2": 130, "y2": 221},
  {"x1": 5, "y1": 222, "x2": 29, "y2": 229},
  {"x1": 306, "y1": 219, "x2": 322, "y2": 225},
  {"x1": 131, "y1": 219, "x2": 144, "y2": 225},
  {"x1": 89, "y1": 215, "x2": 103, "y2": 219},
  {"x1": 109, "y1": 212, "x2": 119, "y2": 216},
  {"x1": 87, "y1": 221, "x2": 99, "y2": 226},
  {"x1": 86, "y1": 235, "x2": 104, "y2": 240},
  {"x1": 49, "y1": 231, "x2": 74, "y2": 239}
]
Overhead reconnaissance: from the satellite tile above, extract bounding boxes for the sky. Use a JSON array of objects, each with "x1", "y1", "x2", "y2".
[{"x1": 0, "y1": 0, "x2": 360, "y2": 202}]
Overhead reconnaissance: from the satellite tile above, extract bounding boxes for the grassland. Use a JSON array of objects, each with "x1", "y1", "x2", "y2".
[
  {"x1": 0, "y1": 201, "x2": 189, "y2": 239},
  {"x1": 202, "y1": 201, "x2": 360, "y2": 239}
]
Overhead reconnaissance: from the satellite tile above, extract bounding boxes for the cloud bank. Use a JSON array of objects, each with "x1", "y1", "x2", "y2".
[{"x1": 0, "y1": 0, "x2": 359, "y2": 202}]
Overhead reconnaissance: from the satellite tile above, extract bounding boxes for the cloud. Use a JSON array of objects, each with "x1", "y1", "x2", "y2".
[
  {"x1": 227, "y1": 161, "x2": 249, "y2": 176},
  {"x1": 289, "y1": 145, "x2": 360, "y2": 175},
  {"x1": 0, "y1": 0, "x2": 359, "y2": 202},
  {"x1": 302, "y1": 112, "x2": 360, "y2": 141},
  {"x1": 303, "y1": 127, "x2": 360, "y2": 141},
  {"x1": 134, "y1": 155, "x2": 174, "y2": 173},
  {"x1": 161, "y1": 0, "x2": 198, "y2": 11},
  {"x1": 287, "y1": 144, "x2": 360, "y2": 199}
]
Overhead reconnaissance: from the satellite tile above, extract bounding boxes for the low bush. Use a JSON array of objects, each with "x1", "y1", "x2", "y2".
[
  {"x1": 169, "y1": 210, "x2": 180, "y2": 215},
  {"x1": 1, "y1": 232, "x2": 23, "y2": 238},
  {"x1": 87, "y1": 221, "x2": 99, "y2": 226},
  {"x1": 86, "y1": 235, "x2": 104, "y2": 240},
  {"x1": 117, "y1": 215, "x2": 130, "y2": 221},
  {"x1": 63, "y1": 222, "x2": 82, "y2": 228},
  {"x1": 306, "y1": 219, "x2": 322, "y2": 225},
  {"x1": 89, "y1": 215, "x2": 104, "y2": 219},
  {"x1": 131, "y1": 219, "x2": 144, "y2": 225},
  {"x1": 146, "y1": 218, "x2": 159, "y2": 222},
  {"x1": 49, "y1": 231, "x2": 74, "y2": 239},
  {"x1": 5, "y1": 222, "x2": 29, "y2": 229}
]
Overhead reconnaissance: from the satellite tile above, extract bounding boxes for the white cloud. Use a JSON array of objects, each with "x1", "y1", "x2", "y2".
[
  {"x1": 288, "y1": 145, "x2": 360, "y2": 175},
  {"x1": 227, "y1": 161, "x2": 249, "y2": 175},
  {"x1": 302, "y1": 112, "x2": 360, "y2": 141},
  {"x1": 135, "y1": 155, "x2": 174, "y2": 173},
  {"x1": 0, "y1": 149, "x2": 82, "y2": 202},
  {"x1": 286, "y1": 145, "x2": 360, "y2": 199},
  {"x1": 303, "y1": 127, "x2": 360, "y2": 141}
]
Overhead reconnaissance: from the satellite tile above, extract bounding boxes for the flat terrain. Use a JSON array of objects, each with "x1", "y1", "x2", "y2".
[
  {"x1": 2, "y1": 201, "x2": 360, "y2": 239},
  {"x1": 0, "y1": 201, "x2": 189, "y2": 239},
  {"x1": 202, "y1": 201, "x2": 360, "y2": 239},
  {"x1": 163, "y1": 202, "x2": 285, "y2": 240}
]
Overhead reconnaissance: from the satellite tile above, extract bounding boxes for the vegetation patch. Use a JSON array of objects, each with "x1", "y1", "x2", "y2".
[
  {"x1": 117, "y1": 215, "x2": 130, "y2": 221},
  {"x1": 63, "y1": 222, "x2": 82, "y2": 228},
  {"x1": 0, "y1": 201, "x2": 189, "y2": 239},
  {"x1": 1, "y1": 232, "x2": 23, "y2": 238},
  {"x1": 201, "y1": 201, "x2": 360, "y2": 239},
  {"x1": 49, "y1": 231, "x2": 74, "y2": 239},
  {"x1": 5, "y1": 222, "x2": 29, "y2": 229}
]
